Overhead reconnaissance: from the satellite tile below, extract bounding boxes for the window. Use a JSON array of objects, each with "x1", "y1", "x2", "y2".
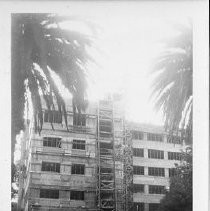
[
  {"x1": 72, "y1": 140, "x2": 85, "y2": 150},
  {"x1": 149, "y1": 203, "x2": 160, "y2": 211},
  {"x1": 148, "y1": 149, "x2": 164, "y2": 159},
  {"x1": 133, "y1": 184, "x2": 144, "y2": 193},
  {"x1": 168, "y1": 152, "x2": 182, "y2": 160},
  {"x1": 43, "y1": 137, "x2": 61, "y2": 148},
  {"x1": 133, "y1": 166, "x2": 144, "y2": 175},
  {"x1": 44, "y1": 110, "x2": 62, "y2": 123},
  {"x1": 132, "y1": 131, "x2": 144, "y2": 140},
  {"x1": 70, "y1": 191, "x2": 84, "y2": 200},
  {"x1": 149, "y1": 185, "x2": 165, "y2": 194},
  {"x1": 148, "y1": 167, "x2": 165, "y2": 177},
  {"x1": 167, "y1": 135, "x2": 181, "y2": 144},
  {"x1": 41, "y1": 162, "x2": 60, "y2": 173},
  {"x1": 73, "y1": 113, "x2": 86, "y2": 126},
  {"x1": 134, "y1": 203, "x2": 145, "y2": 211},
  {"x1": 40, "y1": 189, "x2": 59, "y2": 199},
  {"x1": 147, "y1": 133, "x2": 163, "y2": 142},
  {"x1": 169, "y1": 168, "x2": 177, "y2": 177},
  {"x1": 133, "y1": 148, "x2": 144, "y2": 157},
  {"x1": 71, "y1": 164, "x2": 85, "y2": 175}
]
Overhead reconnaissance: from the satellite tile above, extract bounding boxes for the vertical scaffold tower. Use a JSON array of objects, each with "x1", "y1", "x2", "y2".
[
  {"x1": 123, "y1": 128, "x2": 133, "y2": 211},
  {"x1": 97, "y1": 99, "x2": 116, "y2": 211},
  {"x1": 96, "y1": 98, "x2": 132, "y2": 211}
]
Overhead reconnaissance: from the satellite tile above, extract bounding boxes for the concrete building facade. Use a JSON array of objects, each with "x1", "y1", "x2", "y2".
[
  {"x1": 17, "y1": 98, "x2": 183, "y2": 211},
  {"x1": 128, "y1": 123, "x2": 183, "y2": 211}
]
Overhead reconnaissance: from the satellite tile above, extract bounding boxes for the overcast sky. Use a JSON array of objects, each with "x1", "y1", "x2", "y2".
[{"x1": 62, "y1": 4, "x2": 193, "y2": 125}]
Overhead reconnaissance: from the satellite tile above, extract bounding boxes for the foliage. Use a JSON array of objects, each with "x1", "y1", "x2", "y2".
[
  {"x1": 151, "y1": 23, "x2": 193, "y2": 210},
  {"x1": 158, "y1": 147, "x2": 192, "y2": 211},
  {"x1": 11, "y1": 14, "x2": 95, "y2": 161},
  {"x1": 11, "y1": 163, "x2": 19, "y2": 199},
  {"x1": 151, "y1": 23, "x2": 192, "y2": 143}
]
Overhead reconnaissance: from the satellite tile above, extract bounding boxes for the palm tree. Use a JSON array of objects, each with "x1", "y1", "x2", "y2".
[
  {"x1": 11, "y1": 13, "x2": 94, "y2": 162},
  {"x1": 151, "y1": 23, "x2": 192, "y2": 143}
]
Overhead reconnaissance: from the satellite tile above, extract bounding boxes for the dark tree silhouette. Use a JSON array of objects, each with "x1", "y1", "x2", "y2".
[
  {"x1": 158, "y1": 148, "x2": 192, "y2": 211},
  {"x1": 12, "y1": 14, "x2": 95, "y2": 162},
  {"x1": 151, "y1": 23, "x2": 192, "y2": 143},
  {"x1": 151, "y1": 22, "x2": 193, "y2": 211}
]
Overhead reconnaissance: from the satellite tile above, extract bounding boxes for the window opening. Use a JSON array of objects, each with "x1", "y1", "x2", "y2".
[
  {"x1": 73, "y1": 113, "x2": 86, "y2": 126},
  {"x1": 40, "y1": 189, "x2": 59, "y2": 199},
  {"x1": 70, "y1": 191, "x2": 84, "y2": 200},
  {"x1": 133, "y1": 184, "x2": 144, "y2": 193},
  {"x1": 72, "y1": 140, "x2": 85, "y2": 150},
  {"x1": 71, "y1": 164, "x2": 85, "y2": 175},
  {"x1": 168, "y1": 152, "x2": 182, "y2": 160},
  {"x1": 132, "y1": 131, "x2": 144, "y2": 140},
  {"x1": 149, "y1": 203, "x2": 160, "y2": 211},
  {"x1": 133, "y1": 166, "x2": 144, "y2": 175},
  {"x1": 133, "y1": 203, "x2": 145, "y2": 211},
  {"x1": 167, "y1": 135, "x2": 181, "y2": 144},
  {"x1": 133, "y1": 148, "x2": 144, "y2": 157},
  {"x1": 149, "y1": 185, "x2": 165, "y2": 194},
  {"x1": 44, "y1": 110, "x2": 62, "y2": 123},
  {"x1": 148, "y1": 167, "x2": 165, "y2": 177},
  {"x1": 43, "y1": 137, "x2": 61, "y2": 148},
  {"x1": 147, "y1": 133, "x2": 163, "y2": 142},
  {"x1": 41, "y1": 162, "x2": 60, "y2": 173},
  {"x1": 148, "y1": 149, "x2": 164, "y2": 159}
]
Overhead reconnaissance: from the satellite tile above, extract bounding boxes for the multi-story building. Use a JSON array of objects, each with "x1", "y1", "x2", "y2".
[
  {"x1": 128, "y1": 123, "x2": 183, "y2": 211},
  {"x1": 17, "y1": 97, "x2": 184, "y2": 211}
]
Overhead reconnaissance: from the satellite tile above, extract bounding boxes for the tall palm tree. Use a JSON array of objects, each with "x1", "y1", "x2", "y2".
[
  {"x1": 151, "y1": 23, "x2": 192, "y2": 143},
  {"x1": 11, "y1": 14, "x2": 94, "y2": 162}
]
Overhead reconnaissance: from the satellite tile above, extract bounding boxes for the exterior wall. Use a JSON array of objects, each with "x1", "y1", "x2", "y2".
[
  {"x1": 18, "y1": 99, "x2": 126, "y2": 211},
  {"x1": 18, "y1": 99, "x2": 184, "y2": 211},
  {"x1": 130, "y1": 124, "x2": 183, "y2": 211},
  {"x1": 19, "y1": 100, "x2": 98, "y2": 211}
]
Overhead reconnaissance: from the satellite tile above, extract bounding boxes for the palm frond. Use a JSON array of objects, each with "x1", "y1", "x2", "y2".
[
  {"x1": 12, "y1": 13, "x2": 95, "y2": 162},
  {"x1": 150, "y1": 23, "x2": 192, "y2": 142}
]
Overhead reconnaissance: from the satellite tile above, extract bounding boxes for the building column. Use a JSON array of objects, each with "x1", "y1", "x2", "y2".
[
  {"x1": 143, "y1": 132, "x2": 147, "y2": 141},
  {"x1": 144, "y1": 167, "x2": 148, "y2": 176},
  {"x1": 145, "y1": 184, "x2": 149, "y2": 194},
  {"x1": 144, "y1": 148, "x2": 148, "y2": 158},
  {"x1": 165, "y1": 168, "x2": 169, "y2": 178},
  {"x1": 164, "y1": 151, "x2": 168, "y2": 160},
  {"x1": 163, "y1": 134, "x2": 167, "y2": 143},
  {"x1": 145, "y1": 203, "x2": 149, "y2": 211}
]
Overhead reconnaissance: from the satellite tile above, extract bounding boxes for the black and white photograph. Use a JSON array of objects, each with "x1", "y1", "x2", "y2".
[{"x1": 0, "y1": 1, "x2": 208, "y2": 211}]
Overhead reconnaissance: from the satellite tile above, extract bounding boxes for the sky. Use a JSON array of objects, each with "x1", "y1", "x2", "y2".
[
  {"x1": 11, "y1": 3, "x2": 195, "y2": 165},
  {"x1": 12, "y1": 7, "x2": 191, "y2": 196},
  {"x1": 63, "y1": 7, "x2": 192, "y2": 126},
  {"x1": 10, "y1": 4, "x2": 193, "y2": 165}
]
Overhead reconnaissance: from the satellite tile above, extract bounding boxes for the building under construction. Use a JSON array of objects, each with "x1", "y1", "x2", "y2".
[{"x1": 17, "y1": 97, "x2": 184, "y2": 211}]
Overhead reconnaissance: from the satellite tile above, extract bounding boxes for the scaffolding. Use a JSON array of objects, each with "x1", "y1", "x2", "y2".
[
  {"x1": 123, "y1": 128, "x2": 133, "y2": 211},
  {"x1": 96, "y1": 100, "x2": 116, "y2": 211},
  {"x1": 96, "y1": 99, "x2": 133, "y2": 211}
]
